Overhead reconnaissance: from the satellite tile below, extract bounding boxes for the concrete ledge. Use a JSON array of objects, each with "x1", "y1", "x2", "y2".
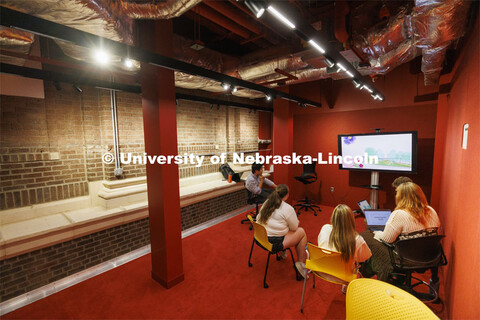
[{"x1": 0, "y1": 203, "x2": 149, "y2": 260}]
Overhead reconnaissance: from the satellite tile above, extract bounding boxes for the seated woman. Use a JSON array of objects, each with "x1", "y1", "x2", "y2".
[
  {"x1": 317, "y1": 204, "x2": 372, "y2": 266},
  {"x1": 361, "y1": 182, "x2": 441, "y2": 281},
  {"x1": 256, "y1": 184, "x2": 308, "y2": 278}
]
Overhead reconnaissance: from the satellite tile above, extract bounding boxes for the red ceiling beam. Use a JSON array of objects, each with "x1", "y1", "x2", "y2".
[{"x1": 191, "y1": 5, "x2": 252, "y2": 39}]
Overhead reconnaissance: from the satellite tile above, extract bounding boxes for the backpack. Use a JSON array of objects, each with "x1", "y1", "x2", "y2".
[{"x1": 219, "y1": 164, "x2": 241, "y2": 182}]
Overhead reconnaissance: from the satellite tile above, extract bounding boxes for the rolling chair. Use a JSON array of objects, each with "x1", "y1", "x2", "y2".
[
  {"x1": 346, "y1": 278, "x2": 439, "y2": 320},
  {"x1": 240, "y1": 187, "x2": 263, "y2": 230},
  {"x1": 383, "y1": 234, "x2": 447, "y2": 303},
  {"x1": 293, "y1": 162, "x2": 321, "y2": 216},
  {"x1": 300, "y1": 243, "x2": 358, "y2": 313},
  {"x1": 247, "y1": 216, "x2": 302, "y2": 288}
]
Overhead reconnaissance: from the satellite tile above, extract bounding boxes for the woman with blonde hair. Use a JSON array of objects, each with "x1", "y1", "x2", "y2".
[
  {"x1": 318, "y1": 204, "x2": 371, "y2": 264},
  {"x1": 361, "y1": 182, "x2": 441, "y2": 281},
  {"x1": 256, "y1": 184, "x2": 308, "y2": 278},
  {"x1": 374, "y1": 182, "x2": 440, "y2": 243}
]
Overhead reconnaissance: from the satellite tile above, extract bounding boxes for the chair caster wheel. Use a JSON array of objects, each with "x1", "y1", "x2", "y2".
[
  {"x1": 263, "y1": 283, "x2": 269, "y2": 288},
  {"x1": 249, "y1": 263, "x2": 252, "y2": 267},
  {"x1": 314, "y1": 213, "x2": 318, "y2": 216}
]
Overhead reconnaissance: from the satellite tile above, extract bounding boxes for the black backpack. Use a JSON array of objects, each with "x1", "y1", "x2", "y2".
[{"x1": 219, "y1": 164, "x2": 241, "y2": 182}]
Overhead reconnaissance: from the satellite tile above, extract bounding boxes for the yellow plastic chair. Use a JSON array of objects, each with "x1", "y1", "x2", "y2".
[
  {"x1": 346, "y1": 278, "x2": 439, "y2": 320},
  {"x1": 247, "y1": 216, "x2": 301, "y2": 288},
  {"x1": 300, "y1": 243, "x2": 358, "y2": 313}
]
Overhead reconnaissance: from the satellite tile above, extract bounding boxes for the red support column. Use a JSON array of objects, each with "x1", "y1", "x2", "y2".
[
  {"x1": 273, "y1": 89, "x2": 294, "y2": 194},
  {"x1": 138, "y1": 20, "x2": 184, "y2": 288}
]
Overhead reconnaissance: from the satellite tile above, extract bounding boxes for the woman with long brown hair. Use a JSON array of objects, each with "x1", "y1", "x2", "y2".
[
  {"x1": 256, "y1": 184, "x2": 308, "y2": 278},
  {"x1": 317, "y1": 204, "x2": 371, "y2": 263}
]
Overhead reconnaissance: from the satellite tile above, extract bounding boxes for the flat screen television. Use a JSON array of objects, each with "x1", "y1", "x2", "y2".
[{"x1": 337, "y1": 131, "x2": 417, "y2": 173}]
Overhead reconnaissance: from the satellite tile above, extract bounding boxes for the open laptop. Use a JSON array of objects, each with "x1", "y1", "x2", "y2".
[
  {"x1": 357, "y1": 199, "x2": 371, "y2": 214},
  {"x1": 364, "y1": 209, "x2": 392, "y2": 231}
]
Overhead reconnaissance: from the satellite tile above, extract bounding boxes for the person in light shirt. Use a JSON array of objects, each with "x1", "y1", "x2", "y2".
[
  {"x1": 255, "y1": 184, "x2": 308, "y2": 278},
  {"x1": 317, "y1": 204, "x2": 372, "y2": 265},
  {"x1": 361, "y1": 182, "x2": 441, "y2": 281},
  {"x1": 245, "y1": 163, "x2": 277, "y2": 203}
]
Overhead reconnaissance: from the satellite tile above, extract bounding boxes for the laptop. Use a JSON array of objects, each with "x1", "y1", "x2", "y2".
[
  {"x1": 364, "y1": 209, "x2": 392, "y2": 231},
  {"x1": 357, "y1": 199, "x2": 371, "y2": 214}
]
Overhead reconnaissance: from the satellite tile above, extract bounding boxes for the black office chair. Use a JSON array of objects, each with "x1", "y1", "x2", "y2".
[
  {"x1": 293, "y1": 162, "x2": 321, "y2": 216},
  {"x1": 241, "y1": 186, "x2": 263, "y2": 230},
  {"x1": 383, "y1": 234, "x2": 447, "y2": 303}
]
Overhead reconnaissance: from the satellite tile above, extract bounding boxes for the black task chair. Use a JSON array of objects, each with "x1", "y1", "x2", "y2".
[
  {"x1": 241, "y1": 186, "x2": 263, "y2": 230},
  {"x1": 383, "y1": 234, "x2": 447, "y2": 303},
  {"x1": 293, "y1": 162, "x2": 321, "y2": 216}
]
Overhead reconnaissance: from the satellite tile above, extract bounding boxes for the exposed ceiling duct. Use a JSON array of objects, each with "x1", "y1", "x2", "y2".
[
  {"x1": 353, "y1": 0, "x2": 471, "y2": 85},
  {"x1": 0, "y1": 0, "x2": 473, "y2": 96},
  {"x1": 0, "y1": 27, "x2": 34, "y2": 66},
  {"x1": 90, "y1": 0, "x2": 203, "y2": 20}
]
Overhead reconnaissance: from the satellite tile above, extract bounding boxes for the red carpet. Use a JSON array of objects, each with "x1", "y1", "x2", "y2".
[{"x1": 4, "y1": 205, "x2": 365, "y2": 319}]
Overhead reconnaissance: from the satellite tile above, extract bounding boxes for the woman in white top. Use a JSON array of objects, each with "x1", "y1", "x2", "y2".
[
  {"x1": 256, "y1": 184, "x2": 308, "y2": 278},
  {"x1": 361, "y1": 182, "x2": 441, "y2": 281},
  {"x1": 317, "y1": 204, "x2": 371, "y2": 264}
]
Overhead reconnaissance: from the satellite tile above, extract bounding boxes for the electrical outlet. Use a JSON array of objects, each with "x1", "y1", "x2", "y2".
[{"x1": 330, "y1": 186, "x2": 334, "y2": 192}]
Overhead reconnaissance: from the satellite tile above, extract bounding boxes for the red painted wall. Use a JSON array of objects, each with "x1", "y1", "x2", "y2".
[
  {"x1": 291, "y1": 104, "x2": 437, "y2": 209},
  {"x1": 288, "y1": 61, "x2": 439, "y2": 209},
  {"x1": 431, "y1": 18, "x2": 480, "y2": 319}
]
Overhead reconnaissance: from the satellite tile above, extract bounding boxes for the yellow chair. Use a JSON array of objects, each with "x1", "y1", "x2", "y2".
[
  {"x1": 346, "y1": 278, "x2": 439, "y2": 320},
  {"x1": 247, "y1": 216, "x2": 301, "y2": 288},
  {"x1": 300, "y1": 243, "x2": 358, "y2": 313}
]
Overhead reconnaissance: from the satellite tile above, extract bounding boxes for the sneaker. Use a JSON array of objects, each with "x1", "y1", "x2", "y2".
[
  {"x1": 295, "y1": 261, "x2": 308, "y2": 279},
  {"x1": 278, "y1": 251, "x2": 288, "y2": 260}
]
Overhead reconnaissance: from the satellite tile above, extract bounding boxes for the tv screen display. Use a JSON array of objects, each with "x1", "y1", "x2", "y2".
[{"x1": 337, "y1": 131, "x2": 417, "y2": 173}]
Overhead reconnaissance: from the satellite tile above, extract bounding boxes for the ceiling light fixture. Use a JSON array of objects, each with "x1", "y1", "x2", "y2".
[
  {"x1": 231, "y1": 86, "x2": 238, "y2": 93},
  {"x1": 267, "y1": 6, "x2": 296, "y2": 29},
  {"x1": 245, "y1": 0, "x2": 265, "y2": 18},
  {"x1": 93, "y1": 49, "x2": 110, "y2": 65},
  {"x1": 308, "y1": 40, "x2": 325, "y2": 54},
  {"x1": 266, "y1": 94, "x2": 272, "y2": 101},
  {"x1": 324, "y1": 58, "x2": 335, "y2": 68},
  {"x1": 336, "y1": 63, "x2": 346, "y2": 72},
  {"x1": 364, "y1": 86, "x2": 373, "y2": 93},
  {"x1": 123, "y1": 58, "x2": 134, "y2": 69},
  {"x1": 346, "y1": 70, "x2": 354, "y2": 78},
  {"x1": 222, "y1": 83, "x2": 230, "y2": 90},
  {"x1": 352, "y1": 79, "x2": 361, "y2": 88}
]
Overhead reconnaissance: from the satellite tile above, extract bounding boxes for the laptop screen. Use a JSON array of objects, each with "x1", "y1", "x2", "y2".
[
  {"x1": 364, "y1": 209, "x2": 391, "y2": 226},
  {"x1": 357, "y1": 200, "x2": 371, "y2": 213}
]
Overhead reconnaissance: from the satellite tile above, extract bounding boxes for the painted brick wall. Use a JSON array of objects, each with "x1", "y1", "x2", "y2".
[
  {"x1": 0, "y1": 82, "x2": 258, "y2": 209},
  {"x1": 0, "y1": 190, "x2": 248, "y2": 302}
]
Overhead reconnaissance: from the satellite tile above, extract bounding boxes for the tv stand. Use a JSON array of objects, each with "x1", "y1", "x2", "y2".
[{"x1": 360, "y1": 171, "x2": 381, "y2": 209}]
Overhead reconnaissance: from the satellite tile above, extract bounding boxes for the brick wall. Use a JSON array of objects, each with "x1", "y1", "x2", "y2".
[
  {"x1": 1, "y1": 82, "x2": 258, "y2": 209},
  {"x1": 180, "y1": 188, "x2": 248, "y2": 230},
  {"x1": 0, "y1": 218, "x2": 151, "y2": 302},
  {"x1": 0, "y1": 190, "x2": 248, "y2": 302},
  {"x1": 177, "y1": 101, "x2": 258, "y2": 177}
]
